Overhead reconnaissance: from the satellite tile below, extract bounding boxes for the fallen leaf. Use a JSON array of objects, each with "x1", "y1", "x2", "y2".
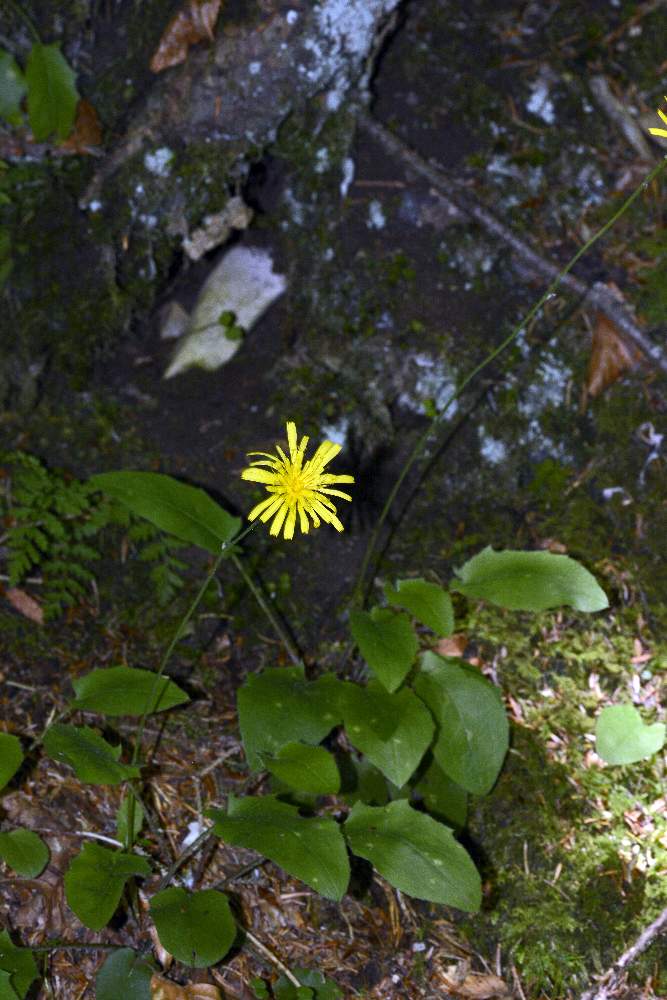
[
  {"x1": 150, "y1": 0, "x2": 222, "y2": 73},
  {"x1": 440, "y1": 971, "x2": 512, "y2": 999},
  {"x1": 434, "y1": 633, "x2": 467, "y2": 657},
  {"x1": 151, "y1": 975, "x2": 222, "y2": 999},
  {"x1": 5, "y1": 587, "x2": 44, "y2": 624},
  {"x1": 60, "y1": 98, "x2": 102, "y2": 154},
  {"x1": 583, "y1": 310, "x2": 643, "y2": 403}
]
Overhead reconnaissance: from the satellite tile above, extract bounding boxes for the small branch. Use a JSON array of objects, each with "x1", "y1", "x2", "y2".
[
  {"x1": 579, "y1": 903, "x2": 667, "y2": 1000},
  {"x1": 358, "y1": 112, "x2": 667, "y2": 376}
]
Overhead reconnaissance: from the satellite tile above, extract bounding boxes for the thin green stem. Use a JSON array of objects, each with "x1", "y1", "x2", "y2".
[
  {"x1": 351, "y1": 156, "x2": 667, "y2": 608},
  {"x1": 125, "y1": 522, "x2": 256, "y2": 847},
  {"x1": 230, "y1": 552, "x2": 301, "y2": 665}
]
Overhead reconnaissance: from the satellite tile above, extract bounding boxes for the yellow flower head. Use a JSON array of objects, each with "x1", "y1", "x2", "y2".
[
  {"x1": 649, "y1": 96, "x2": 667, "y2": 138},
  {"x1": 241, "y1": 421, "x2": 354, "y2": 540}
]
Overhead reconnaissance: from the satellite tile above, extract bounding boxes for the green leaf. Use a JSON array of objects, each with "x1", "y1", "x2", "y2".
[
  {"x1": 339, "y1": 754, "x2": 389, "y2": 807},
  {"x1": 150, "y1": 888, "x2": 236, "y2": 968},
  {"x1": 451, "y1": 546, "x2": 608, "y2": 612},
  {"x1": 71, "y1": 666, "x2": 189, "y2": 716},
  {"x1": 88, "y1": 471, "x2": 240, "y2": 555},
  {"x1": 0, "y1": 969, "x2": 18, "y2": 1000},
  {"x1": 349, "y1": 607, "x2": 419, "y2": 692},
  {"x1": 384, "y1": 578, "x2": 454, "y2": 636},
  {"x1": 413, "y1": 757, "x2": 467, "y2": 830},
  {"x1": 0, "y1": 51, "x2": 26, "y2": 126},
  {"x1": 0, "y1": 829, "x2": 49, "y2": 877},
  {"x1": 0, "y1": 734, "x2": 23, "y2": 791},
  {"x1": 0, "y1": 931, "x2": 38, "y2": 1000},
  {"x1": 344, "y1": 799, "x2": 481, "y2": 911},
  {"x1": 237, "y1": 667, "x2": 343, "y2": 770},
  {"x1": 96, "y1": 949, "x2": 153, "y2": 1000},
  {"x1": 414, "y1": 652, "x2": 508, "y2": 796},
  {"x1": 341, "y1": 682, "x2": 434, "y2": 788},
  {"x1": 260, "y1": 743, "x2": 340, "y2": 795},
  {"x1": 116, "y1": 794, "x2": 145, "y2": 847},
  {"x1": 64, "y1": 842, "x2": 151, "y2": 931},
  {"x1": 25, "y1": 43, "x2": 78, "y2": 140},
  {"x1": 43, "y1": 724, "x2": 140, "y2": 785},
  {"x1": 275, "y1": 968, "x2": 343, "y2": 999},
  {"x1": 596, "y1": 705, "x2": 666, "y2": 765},
  {"x1": 209, "y1": 795, "x2": 350, "y2": 901}
]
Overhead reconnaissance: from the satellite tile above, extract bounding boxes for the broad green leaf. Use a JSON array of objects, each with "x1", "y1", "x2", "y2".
[
  {"x1": 237, "y1": 667, "x2": 343, "y2": 770},
  {"x1": 384, "y1": 578, "x2": 454, "y2": 636},
  {"x1": 149, "y1": 888, "x2": 236, "y2": 968},
  {"x1": 43, "y1": 724, "x2": 140, "y2": 785},
  {"x1": 88, "y1": 471, "x2": 240, "y2": 555},
  {"x1": 340, "y1": 682, "x2": 434, "y2": 788},
  {"x1": 413, "y1": 756, "x2": 467, "y2": 829},
  {"x1": 64, "y1": 842, "x2": 151, "y2": 931},
  {"x1": 116, "y1": 794, "x2": 144, "y2": 847},
  {"x1": 209, "y1": 795, "x2": 350, "y2": 901},
  {"x1": 275, "y1": 968, "x2": 343, "y2": 999},
  {"x1": 0, "y1": 931, "x2": 38, "y2": 1000},
  {"x1": 96, "y1": 949, "x2": 153, "y2": 1000},
  {"x1": 0, "y1": 829, "x2": 49, "y2": 877},
  {"x1": 0, "y1": 51, "x2": 26, "y2": 126},
  {"x1": 451, "y1": 546, "x2": 608, "y2": 612},
  {"x1": 349, "y1": 607, "x2": 419, "y2": 692},
  {"x1": 0, "y1": 969, "x2": 17, "y2": 1000},
  {"x1": 0, "y1": 734, "x2": 23, "y2": 791},
  {"x1": 25, "y1": 43, "x2": 78, "y2": 140},
  {"x1": 344, "y1": 799, "x2": 481, "y2": 911},
  {"x1": 71, "y1": 666, "x2": 189, "y2": 716},
  {"x1": 414, "y1": 652, "x2": 508, "y2": 796},
  {"x1": 596, "y1": 705, "x2": 666, "y2": 765},
  {"x1": 260, "y1": 743, "x2": 340, "y2": 795}
]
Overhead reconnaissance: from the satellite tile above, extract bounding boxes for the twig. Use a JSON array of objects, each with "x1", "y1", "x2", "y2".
[
  {"x1": 358, "y1": 112, "x2": 667, "y2": 375},
  {"x1": 244, "y1": 929, "x2": 302, "y2": 988},
  {"x1": 579, "y1": 902, "x2": 667, "y2": 999}
]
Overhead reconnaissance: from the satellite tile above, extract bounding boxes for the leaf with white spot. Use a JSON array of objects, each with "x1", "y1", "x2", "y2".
[
  {"x1": 208, "y1": 795, "x2": 349, "y2": 900},
  {"x1": 344, "y1": 799, "x2": 480, "y2": 911},
  {"x1": 340, "y1": 681, "x2": 434, "y2": 788}
]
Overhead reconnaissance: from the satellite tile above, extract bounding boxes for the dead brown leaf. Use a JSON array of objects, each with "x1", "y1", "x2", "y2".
[
  {"x1": 60, "y1": 98, "x2": 102, "y2": 154},
  {"x1": 150, "y1": 0, "x2": 223, "y2": 73},
  {"x1": 440, "y1": 970, "x2": 513, "y2": 999},
  {"x1": 583, "y1": 310, "x2": 643, "y2": 403},
  {"x1": 151, "y1": 975, "x2": 222, "y2": 999},
  {"x1": 5, "y1": 587, "x2": 44, "y2": 624},
  {"x1": 434, "y1": 633, "x2": 467, "y2": 658}
]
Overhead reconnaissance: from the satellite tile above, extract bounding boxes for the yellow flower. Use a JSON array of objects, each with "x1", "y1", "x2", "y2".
[
  {"x1": 649, "y1": 96, "x2": 667, "y2": 138},
  {"x1": 241, "y1": 421, "x2": 354, "y2": 540}
]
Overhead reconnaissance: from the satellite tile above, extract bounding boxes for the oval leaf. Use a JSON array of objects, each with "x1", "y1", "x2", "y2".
[
  {"x1": 596, "y1": 704, "x2": 666, "y2": 765},
  {"x1": 0, "y1": 829, "x2": 49, "y2": 877},
  {"x1": 149, "y1": 887, "x2": 236, "y2": 968},
  {"x1": 64, "y1": 842, "x2": 151, "y2": 931},
  {"x1": 237, "y1": 667, "x2": 343, "y2": 770},
  {"x1": 341, "y1": 682, "x2": 434, "y2": 788},
  {"x1": 0, "y1": 50, "x2": 26, "y2": 126},
  {"x1": 414, "y1": 757, "x2": 468, "y2": 830},
  {"x1": 260, "y1": 743, "x2": 340, "y2": 795},
  {"x1": 384, "y1": 578, "x2": 454, "y2": 636},
  {"x1": 451, "y1": 546, "x2": 608, "y2": 612},
  {"x1": 0, "y1": 931, "x2": 38, "y2": 999},
  {"x1": 71, "y1": 666, "x2": 189, "y2": 716},
  {"x1": 43, "y1": 724, "x2": 140, "y2": 785},
  {"x1": 26, "y1": 43, "x2": 78, "y2": 140},
  {"x1": 0, "y1": 734, "x2": 23, "y2": 791},
  {"x1": 414, "y1": 652, "x2": 508, "y2": 796},
  {"x1": 96, "y1": 948, "x2": 154, "y2": 1000},
  {"x1": 88, "y1": 471, "x2": 240, "y2": 554},
  {"x1": 208, "y1": 795, "x2": 350, "y2": 901},
  {"x1": 349, "y1": 608, "x2": 419, "y2": 692},
  {"x1": 344, "y1": 800, "x2": 481, "y2": 911}
]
